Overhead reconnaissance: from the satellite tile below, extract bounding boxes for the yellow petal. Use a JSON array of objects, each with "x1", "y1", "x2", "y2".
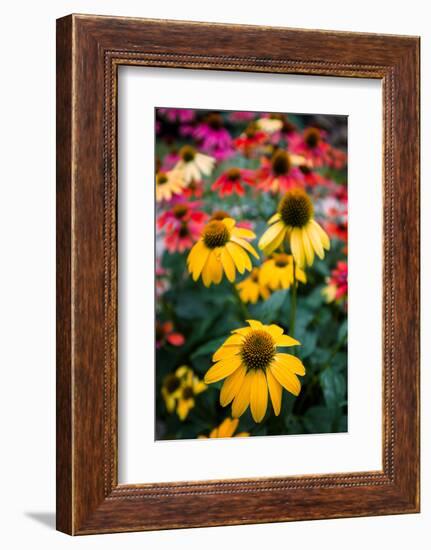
[
  {"x1": 220, "y1": 247, "x2": 236, "y2": 282},
  {"x1": 311, "y1": 219, "x2": 330, "y2": 250},
  {"x1": 266, "y1": 367, "x2": 282, "y2": 416},
  {"x1": 222, "y1": 217, "x2": 236, "y2": 230},
  {"x1": 207, "y1": 249, "x2": 223, "y2": 284},
  {"x1": 230, "y1": 235, "x2": 260, "y2": 259},
  {"x1": 250, "y1": 369, "x2": 268, "y2": 422},
  {"x1": 267, "y1": 212, "x2": 281, "y2": 225},
  {"x1": 276, "y1": 334, "x2": 301, "y2": 347},
  {"x1": 201, "y1": 253, "x2": 213, "y2": 287},
  {"x1": 306, "y1": 223, "x2": 324, "y2": 259},
  {"x1": 204, "y1": 355, "x2": 243, "y2": 384},
  {"x1": 231, "y1": 371, "x2": 253, "y2": 418},
  {"x1": 247, "y1": 319, "x2": 263, "y2": 329},
  {"x1": 274, "y1": 353, "x2": 306, "y2": 375},
  {"x1": 290, "y1": 227, "x2": 305, "y2": 267},
  {"x1": 231, "y1": 227, "x2": 256, "y2": 239},
  {"x1": 218, "y1": 417, "x2": 239, "y2": 438},
  {"x1": 221, "y1": 334, "x2": 245, "y2": 346},
  {"x1": 220, "y1": 365, "x2": 247, "y2": 406},
  {"x1": 265, "y1": 324, "x2": 283, "y2": 339},
  {"x1": 269, "y1": 362, "x2": 301, "y2": 396},
  {"x1": 213, "y1": 345, "x2": 241, "y2": 362},
  {"x1": 188, "y1": 241, "x2": 211, "y2": 281},
  {"x1": 226, "y1": 242, "x2": 251, "y2": 273},
  {"x1": 231, "y1": 326, "x2": 252, "y2": 336},
  {"x1": 258, "y1": 221, "x2": 285, "y2": 251},
  {"x1": 301, "y1": 227, "x2": 314, "y2": 266}
]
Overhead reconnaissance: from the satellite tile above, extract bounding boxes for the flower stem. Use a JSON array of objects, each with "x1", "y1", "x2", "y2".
[
  {"x1": 232, "y1": 283, "x2": 249, "y2": 321},
  {"x1": 290, "y1": 259, "x2": 297, "y2": 339}
]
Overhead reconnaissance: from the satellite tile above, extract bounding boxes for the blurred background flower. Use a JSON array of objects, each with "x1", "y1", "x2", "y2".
[{"x1": 155, "y1": 107, "x2": 347, "y2": 441}]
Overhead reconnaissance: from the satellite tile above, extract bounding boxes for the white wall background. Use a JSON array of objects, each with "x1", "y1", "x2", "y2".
[{"x1": 0, "y1": 1, "x2": 427, "y2": 548}]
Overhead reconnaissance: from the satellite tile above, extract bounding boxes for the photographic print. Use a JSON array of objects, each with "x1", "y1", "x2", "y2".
[{"x1": 155, "y1": 107, "x2": 348, "y2": 441}]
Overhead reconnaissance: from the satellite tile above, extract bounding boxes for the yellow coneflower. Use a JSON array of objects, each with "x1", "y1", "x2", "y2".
[
  {"x1": 204, "y1": 320, "x2": 305, "y2": 423},
  {"x1": 155, "y1": 169, "x2": 185, "y2": 202},
  {"x1": 175, "y1": 145, "x2": 215, "y2": 184},
  {"x1": 161, "y1": 366, "x2": 188, "y2": 413},
  {"x1": 236, "y1": 267, "x2": 270, "y2": 304},
  {"x1": 175, "y1": 366, "x2": 207, "y2": 421},
  {"x1": 198, "y1": 417, "x2": 249, "y2": 439},
  {"x1": 258, "y1": 188, "x2": 330, "y2": 267},
  {"x1": 187, "y1": 218, "x2": 259, "y2": 287},
  {"x1": 259, "y1": 253, "x2": 307, "y2": 291}
]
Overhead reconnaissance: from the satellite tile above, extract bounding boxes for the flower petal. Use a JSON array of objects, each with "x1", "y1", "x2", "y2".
[
  {"x1": 218, "y1": 417, "x2": 239, "y2": 438},
  {"x1": 269, "y1": 361, "x2": 301, "y2": 395},
  {"x1": 230, "y1": 235, "x2": 260, "y2": 259},
  {"x1": 226, "y1": 242, "x2": 252, "y2": 273},
  {"x1": 213, "y1": 345, "x2": 241, "y2": 362},
  {"x1": 274, "y1": 352, "x2": 306, "y2": 376},
  {"x1": 232, "y1": 227, "x2": 256, "y2": 239},
  {"x1": 258, "y1": 221, "x2": 285, "y2": 252},
  {"x1": 290, "y1": 227, "x2": 305, "y2": 267},
  {"x1": 306, "y1": 223, "x2": 324, "y2": 259},
  {"x1": 301, "y1": 227, "x2": 314, "y2": 266},
  {"x1": 231, "y1": 371, "x2": 253, "y2": 418},
  {"x1": 204, "y1": 355, "x2": 243, "y2": 384},
  {"x1": 267, "y1": 212, "x2": 281, "y2": 225},
  {"x1": 276, "y1": 334, "x2": 301, "y2": 347},
  {"x1": 220, "y1": 366, "x2": 246, "y2": 406},
  {"x1": 247, "y1": 319, "x2": 263, "y2": 329},
  {"x1": 220, "y1": 247, "x2": 236, "y2": 282},
  {"x1": 311, "y1": 219, "x2": 330, "y2": 250},
  {"x1": 250, "y1": 369, "x2": 268, "y2": 422},
  {"x1": 266, "y1": 367, "x2": 282, "y2": 415}
]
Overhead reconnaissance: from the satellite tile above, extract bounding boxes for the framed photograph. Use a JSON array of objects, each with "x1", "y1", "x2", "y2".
[{"x1": 56, "y1": 14, "x2": 420, "y2": 534}]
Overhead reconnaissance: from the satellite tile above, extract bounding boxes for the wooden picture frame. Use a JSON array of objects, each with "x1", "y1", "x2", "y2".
[{"x1": 56, "y1": 14, "x2": 420, "y2": 535}]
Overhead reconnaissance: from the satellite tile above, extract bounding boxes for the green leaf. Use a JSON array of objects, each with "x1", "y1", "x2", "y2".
[
  {"x1": 337, "y1": 319, "x2": 348, "y2": 342},
  {"x1": 320, "y1": 368, "x2": 346, "y2": 409},
  {"x1": 258, "y1": 289, "x2": 288, "y2": 324},
  {"x1": 302, "y1": 406, "x2": 334, "y2": 433},
  {"x1": 191, "y1": 336, "x2": 228, "y2": 359}
]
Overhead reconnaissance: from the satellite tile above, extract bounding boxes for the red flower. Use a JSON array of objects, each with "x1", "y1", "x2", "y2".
[
  {"x1": 156, "y1": 321, "x2": 185, "y2": 348},
  {"x1": 212, "y1": 167, "x2": 255, "y2": 197},
  {"x1": 181, "y1": 178, "x2": 204, "y2": 199},
  {"x1": 157, "y1": 200, "x2": 208, "y2": 253},
  {"x1": 257, "y1": 150, "x2": 304, "y2": 193},
  {"x1": 323, "y1": 261, "x2": 348, "y2": 304},
  {"x1": 234, "y1": 124, "x2": 268, "y2": 156},
  {"x1": 289, "y1": 127, "x2": 346, "y2": 169}
]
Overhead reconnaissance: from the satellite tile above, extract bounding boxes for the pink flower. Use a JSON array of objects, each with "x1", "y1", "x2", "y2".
[
  {"x1": 229, "y1": 111, "x2": 256, "y2": 122},
  {"x1": 161, "y1": 151, "x2": 180, "y2": 171},
  {"x1": 193, "y1": 113, "x2": 233, "y2": 161},
  {"x1": 256, "y1": 150, "x2": 304, "y2": 193},
  {"x1": 157, "y1": 108, "x2": 195, "y2": 123},
  {"x1": 157, "y1": 200, "x2": 208, "y2": 253},
  {"x1": 212, "y1": 167, "x2": 255, "y2": 197}
]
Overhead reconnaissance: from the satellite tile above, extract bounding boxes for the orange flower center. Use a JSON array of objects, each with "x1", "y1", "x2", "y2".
[
  {"x1": 241, "y1": 330, "x2": 275, "y2": 371},
  {"x1": 173, "y1": 204, "x2": 188, "y2": 219},
  {"x1": 182, "y1": 386, "x2": 194, "y2": 399},
  {"x1": 271, "y1": 150, "x2": 291, "y2": 176},
  {"x1": 180, "y1": 145, "x2": 196, "y2": 162},
  {"x1": 210, "y1": 210, "x2": 230, "y2": 221},
  {"x1": 226, "y1": 167, "x2": 241, "y2": 181},
  {"x1": 207, "y1": 113, "x2": 223, "y2": 130},
  {"x1": 279, "y1": 189, "x2": 313, "y2": 228},
  {"x1": 164, "y1": 374, "x2": 181, "y2": 394},
  {"x1": 274, "y1": 254, "x2": 291, "y2": 268},
  {"x1": 156, "y1": 172, "x2": 168, "y2": 186},
  {"x1": 304, "y1": 127, "x2": 321, "y2": 148},
  {"x1": 202, "y1": 220, "x2": 230, "y2": 249}
]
